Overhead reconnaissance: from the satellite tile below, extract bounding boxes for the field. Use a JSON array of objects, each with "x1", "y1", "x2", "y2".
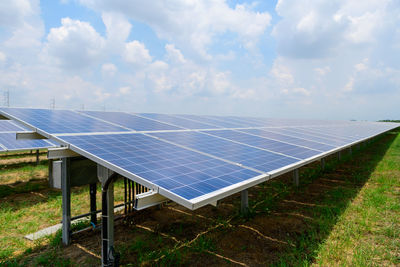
[{"x1": 0, "y1": 129, "x2": 399, "y2": 266}]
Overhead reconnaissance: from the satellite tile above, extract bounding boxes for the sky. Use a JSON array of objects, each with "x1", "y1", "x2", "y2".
[{"x1": 0, "y1": 0, "x2": 399, "y2": 120}]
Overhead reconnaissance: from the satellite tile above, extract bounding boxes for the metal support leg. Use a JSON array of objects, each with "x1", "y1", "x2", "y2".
[
  {"x1": 349, "y1": 146, "x2": 352, "y2": 156},
  {"x1": 90, "y1": 183, "x2": 97, "y2": 225},
  {"x1": 241, "y1": 189, "x2": 249, "y2": 214},
  {"x1": 36, "y1": 149, "x2": 39, "y2": 165},
  {"x1": 338, "y1": 151, "x2": 341, "y2": 160},
  {"x1": 321, "y1": 158, "x2": 325, "y2": 170},
  {"x1": 102, "y1": 181, "x2": 117, "y2": 266},
  {"x1": 61, "y1": 158, "x2": 71, "y2": 246},
  {"x1": 293, "y1": 169, "x2": 299, "y2": 187},
  {"x1": 124, "y1": 178, "x2": 127, "y2": 215}
]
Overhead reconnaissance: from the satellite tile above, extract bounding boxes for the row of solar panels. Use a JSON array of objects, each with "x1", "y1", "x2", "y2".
[
  {"x1": 0, "y1": 107, "x2": 370, "y2": 134},
  {"x1": 0, "y1": 120, "x2": 56, "y2": 152},
  {"x1": 0, "y1": 108, "x2": 398, "y2": 209}
]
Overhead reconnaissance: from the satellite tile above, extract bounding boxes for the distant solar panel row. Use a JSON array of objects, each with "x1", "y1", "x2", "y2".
[
  {"x1": 0, "y1": 133, "x2": 55, "y2": 152},
  {"x1": 0, "y1": 119, "x2": 57, "y2": 152},
  {"x1": 0, "y1": 107, "x2": 398, "y2": 208}
]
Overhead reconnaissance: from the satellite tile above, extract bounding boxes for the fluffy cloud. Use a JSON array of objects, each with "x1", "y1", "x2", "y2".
[
  {"x1": 43, "y1": 18, "x2": 105, "y2": 70},
  {"x1": 79, "y1": 0, "x2": 271, "y2": 59},
  {"x1": 124, "y1": 40, "x2": 152, "y2": 66}
]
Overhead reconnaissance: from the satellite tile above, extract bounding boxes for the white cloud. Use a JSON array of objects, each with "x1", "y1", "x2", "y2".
[
  {"x1": 0, "y1": 52, "x2": 6, "y2": 63},
  {"x1": 102, "y1": 12, "x2": 131, "y2": 51},
  {"x1": 43, "y1": 18, "x2": 105, "y2": 70},
  {"x1": 78, "y1": 0, "x2": 271, "y2": 59},
  {"x1": 124, "y1": 40, "x2": 152, "y2": 66},
  {"x1": 101, "y1": 63, "x2": 117, "y2": 76}
]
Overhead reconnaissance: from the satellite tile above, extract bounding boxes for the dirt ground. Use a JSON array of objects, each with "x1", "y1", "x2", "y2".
[{"x1": 3, "y1": 133, "x2": 397, "y2": 266}]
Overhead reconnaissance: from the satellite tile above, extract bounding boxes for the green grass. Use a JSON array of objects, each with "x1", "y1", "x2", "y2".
[
  {"x1": 0, "y1": 161, "x2": 127, "y2": 261},
  {"x1": 0, "y1": 130, "x2": 399, "y2": 266}
]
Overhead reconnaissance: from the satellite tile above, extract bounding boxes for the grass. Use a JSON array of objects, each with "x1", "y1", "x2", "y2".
[
  {"x1": 0, "y1": 129, "x2": 399, "y2": 266},
  {"x1": 0, "y1": 159, "x2": 127, "y2": 261}
]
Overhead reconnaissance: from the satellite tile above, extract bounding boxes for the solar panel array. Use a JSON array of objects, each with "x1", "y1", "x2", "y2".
[
  {"x1": 0, "y1": 107, "x2": 398, "y2": 209},
  {"x1": 0, "y1": 119, "x2": 57, "y2": 152}
]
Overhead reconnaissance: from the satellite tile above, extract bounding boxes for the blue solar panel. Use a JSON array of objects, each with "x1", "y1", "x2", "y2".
[
  {"x1": 177, "y1": 114, "x2": 249, "y2": 128},
  {"x1": 82, "y1": 111, "x2": 182, "y2": 131},
  {"x1": 0, "y1": 133, "x2": 56, "y2": 151},
  {"x1": 262, "y1": 127, "x2": 349, "y2": 146},
  {"x1": 204, "y1": 130, "x2": 321, "y2": 159},
  {"x1": 0, "y1": 120, "x2": 26, "y2": 132},
  {"x1": 0, "y1": 108, "x2": 129, "y2": 134},
  {"x1": 288, "y1": 127, "x2": 354, "y2": 142},
  {"x1": 137, "y1": 113, "x2": 220, "y2": 129},
  {"x1": 240, "y1": 129, "x2": 336, "y2": 152},
  {"x1": 60, "y1": 133, "x2": 260, "y2": 200},
  {"x1": 150, "y1": 131, "x2": 300, "y2": 172}
]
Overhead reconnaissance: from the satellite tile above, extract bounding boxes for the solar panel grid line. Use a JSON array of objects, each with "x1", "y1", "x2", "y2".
[
  {"x1": 149, "y1": 131, "x2": 300, "y2": 173},
  {"x1": 131, "y1": 113, "x2": 191, "y2": 129},
  {"x1": 304, "y1": 125, "x2": 390, "y2": 139},
  {"x1": 59, "y1": 138, "x2": 159, "y2": 191},
  {"x1": 58, "y1": 132, "x2": 262, "y2": 207},
  {"x1": 159, "y1": 172, "x2": 269, "y2": 209},
  {"x1": 267, "y1": 125, "x2": 398, "y2": 177},
  {"x1": 54, "y1": 131, "x2": 137, "y2": 137},
  {"x1": 0, "y1": 110, "x2": 40, "y2": 135},
  {"x1": 76, "y1": 110, "x2": 137, "y2": 132},
  {"x1": 0, "y1": 132, "x2": 57, "y2": 152},
  {"x1": 153, "y1": 164, "x2": 255, "y2": 193},
  {"x1": 8, "y1": 120, "x2": 28, "y2": 131},
  {"x1": 280, "y1": 128, "x2": 353, "y2": 145},
  {"x1": 144, "y1": 132, "x2": 266, "y2": 174},
  {"x1": 200, "y1": 130, "x2": 303, "y2": 161},
  {"x1": 173, "y1": 114, "x2": 224, "y2": 128},
  {"x1": 176, "y1": 114, "x2": 247, "y2": 128},
  {"x1": 260, "y1": 127, "x2": 348, "y2": 147},
  {"x1": 0, "y1": 108, "x2": 129, "y2": 135},
  {"x1": 235, "y1": 129, "x2": 326, "y2": 153},
  {"x1": 0, "y1": 120, "x2": 26, "y2": 132},
  {"x1": 136, "y1": 113, "x2": 221, "y2": 130},
  {"x1": 294, "y1": 126, "x2": 356, "y2": 141}
]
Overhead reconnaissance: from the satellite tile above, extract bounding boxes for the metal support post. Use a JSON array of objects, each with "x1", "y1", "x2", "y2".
[
  {"x1": 349, "y1": 146, "x2": 352, "y2": 156},
  {"x1": 241, "y1": 189, "x2": 249, "y2": 214},
  {"x1": 90, "y1": 183, "x2": 97, "y2": 225},
  {"x1": 293, "y1": 169, "x2": 299, "y2": 187},
  {"x1": 61, "y1": 158, "x2": 71, "y2": 246},
  {"x1": 338, "y1": 151, "x2": 341, "y2": 160},
  {"x1": 98, "y1": 166, "x2": 119, "y2": 267},
  {"x1": 124, "y1": 178, "x2": 127, "y2": 215},
  {"x1": 321, "y1": 158, "x2": 325, "y2": 170},
  {"x1": 36, "y1": 149, "x2": 40, "y2": 165}
]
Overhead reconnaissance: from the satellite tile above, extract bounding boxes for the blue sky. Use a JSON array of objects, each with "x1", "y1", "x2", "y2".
[{"x1": 0, "y1": 0, "x2": 399, "y2": 120}]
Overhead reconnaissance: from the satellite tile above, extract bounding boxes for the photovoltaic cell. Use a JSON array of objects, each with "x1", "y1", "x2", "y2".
[
  {"x1": 177, "y1": 114, "x2": 250, "y2": 128},
  {"x1": 150, "y1": 131, "x2": 300, "y2": 172},
  {"x1": 262, "y1": 127, "x2": 349, "y2": 146},
  {"x1": 0, "y1": 120, "x2": 26, "y2": 132},
  {"x1": 0, "y1": 108, "x2": 128, "y2": 134},
  {"x1": 0, "y1": 133, "x2": 56, "y2": 151},
  {"x1": 82, "y1": 111, "x2": 182, "y2": 131},
  {"x1": 203, "y1": 129, "x2": 321, "y2": 159},
  {"x1": 241, "y1": 129, "x2": 336, "y2": 152},
  {"x1": 60, "y1": 133, "x2": 259, "y2": 200},
  {"x1": 137, "y1": 113, "x2": 220, "y2": 129}
]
